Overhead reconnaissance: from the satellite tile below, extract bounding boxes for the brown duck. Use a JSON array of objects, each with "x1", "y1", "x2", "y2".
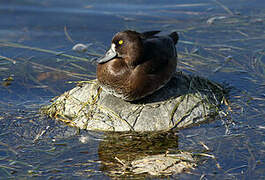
[{"x1": 97, "y1": 30, "x2": 179, "y2": 101}]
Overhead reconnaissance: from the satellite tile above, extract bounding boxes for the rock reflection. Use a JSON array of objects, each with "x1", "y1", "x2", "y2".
[{"x1": 98, "y1": 131, "x2": 196, "y2": 177}]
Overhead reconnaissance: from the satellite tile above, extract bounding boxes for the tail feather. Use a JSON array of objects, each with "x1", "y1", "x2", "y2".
[{"x1": 169, "y1": 32, "x2": 179, "y2": 44}]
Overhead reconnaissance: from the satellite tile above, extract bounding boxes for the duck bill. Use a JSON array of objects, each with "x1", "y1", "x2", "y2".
[{"x1": 97, "y1": 44, "x2": 117, "y2": 64}]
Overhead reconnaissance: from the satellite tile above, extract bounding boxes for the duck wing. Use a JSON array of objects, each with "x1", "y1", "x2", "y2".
[
  {"x1": 141, "y1": 34, "x2": 177, "y2": 74},
  {"x1": 141, "y1": 31, "x2": 178, "y2": 45},
  {"x1": 141, "y1": 31, "x2": 161, "y2": 38}
]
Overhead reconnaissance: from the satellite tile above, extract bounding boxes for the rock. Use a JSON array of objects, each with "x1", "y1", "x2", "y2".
[{"x1": 42, "y1": 72, "x2": 224, "y2": 132}]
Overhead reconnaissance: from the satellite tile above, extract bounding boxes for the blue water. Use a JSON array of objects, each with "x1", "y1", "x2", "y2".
[{"x1": 0, "y1": 0, "x2": 264, "y2": 179}]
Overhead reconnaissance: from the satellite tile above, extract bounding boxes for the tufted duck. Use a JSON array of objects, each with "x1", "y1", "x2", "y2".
[{"x1": 97, "y1": 30, "x2": 179, "y2": 101}]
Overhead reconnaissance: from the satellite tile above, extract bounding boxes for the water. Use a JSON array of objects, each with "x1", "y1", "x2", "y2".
[{"x1": 0, "y1": 0, "x2": 265, "y2": 179}]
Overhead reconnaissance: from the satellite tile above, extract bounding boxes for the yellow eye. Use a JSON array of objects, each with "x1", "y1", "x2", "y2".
[{"x1": 118, "y1": 40, "x2": 123, "y2": 45}]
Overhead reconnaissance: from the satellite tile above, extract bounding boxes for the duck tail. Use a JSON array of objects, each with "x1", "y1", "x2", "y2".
[{"x1": 169, "y1": 32, "x2": 179, "y2": 44}]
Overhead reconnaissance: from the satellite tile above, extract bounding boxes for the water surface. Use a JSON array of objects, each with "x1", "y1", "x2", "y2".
[{"x1": 0, "y1": 0, "x2": 264, "y2": 179}]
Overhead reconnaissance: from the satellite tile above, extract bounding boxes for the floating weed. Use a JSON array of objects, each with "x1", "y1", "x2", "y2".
[
  {"x1": 0, "y1": 54, "x2": 16, "y2": 64},
  {"x1": 64, "y1": 26, "x2": 74, "y2": 43},
  {"x1": 0, "y1": 41, "x2": 96, "y2": 61}
]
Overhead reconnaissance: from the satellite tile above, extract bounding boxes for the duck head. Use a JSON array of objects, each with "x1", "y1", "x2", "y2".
[{"x1": 97, "y1": 31, "x2": 144, "y2": 67}]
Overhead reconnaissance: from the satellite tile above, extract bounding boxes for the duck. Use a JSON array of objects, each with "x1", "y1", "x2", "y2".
[{"x1": 96, "y1": 30, "x2": 179, "y2": 101}]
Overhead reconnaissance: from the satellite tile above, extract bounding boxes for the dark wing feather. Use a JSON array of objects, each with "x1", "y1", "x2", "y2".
[
  {"x1": 141, "y1": 31, "x2": 161, "y2": 39},
  {"x1": 141, "y1": 35, "x2": 176, "y2": 74}
]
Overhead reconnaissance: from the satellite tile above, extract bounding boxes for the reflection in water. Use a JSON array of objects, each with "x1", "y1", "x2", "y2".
[{"x1": 97, "y1": 131, "x2": 196, "y2": 177}]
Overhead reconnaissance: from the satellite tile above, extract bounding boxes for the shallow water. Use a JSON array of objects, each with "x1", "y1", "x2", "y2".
[{"x1": 0, "y1": 0, "x2": 265, "y2": 179}]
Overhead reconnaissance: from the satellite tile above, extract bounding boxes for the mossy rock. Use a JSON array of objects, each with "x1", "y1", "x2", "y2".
[{"x1": 42, "y1": 72, "x2": 224, "y2": 132}]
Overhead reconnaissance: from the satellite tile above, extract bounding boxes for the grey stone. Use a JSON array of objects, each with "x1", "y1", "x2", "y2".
[{"x1": 42, "y1": 72, "x2": 224, "y2": 132}]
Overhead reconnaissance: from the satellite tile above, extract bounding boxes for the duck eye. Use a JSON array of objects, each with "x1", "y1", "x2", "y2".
[{"x1": 118, "y1": 40, "x2": 123, "y2": 45}]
